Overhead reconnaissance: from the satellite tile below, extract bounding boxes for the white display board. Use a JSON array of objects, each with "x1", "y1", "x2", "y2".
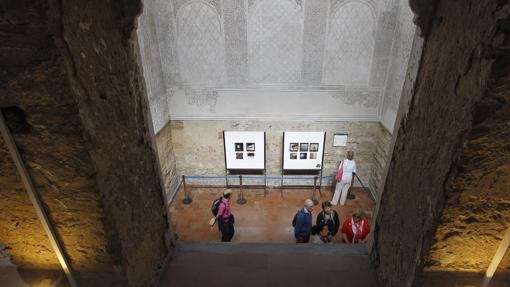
[
  {"x1": 224, "y1": 131, "x2": 265, "y2": 170},
  {"x1": 283, "y1": 132, "x2": 326, "y2": 170}
]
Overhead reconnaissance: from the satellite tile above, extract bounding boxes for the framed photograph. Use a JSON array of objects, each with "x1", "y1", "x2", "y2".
[
  {"x1": 290, "y1": 153, "x2": 297, "y2": 159},
  {"x1": 310, "y1": 152, "x2": 317, "y2": 159},
  {"x1": 236, "y1": 153, "x2": 243, "y2": 159},
  {"x1": 235, "y1": 142, "x2": 244, "y2": 151},
  {"x1": 247, "y1": 152, "x2": 255, "y2": 159},
  {"x1": 300, "y1": 153, "x2": 307, "y2": 159},
  {"x1": 310, "y1": 143, "x2": 319, "y2": 152},
  {"x1": 289, "y1": 143, "x2": 298, "y2": 151},
  {"x1": 246, "y1": 143, "x2": 255, "y2": 151},
  {"x1": 300, "y1": 143, "x2": 309, "y2": 152}
]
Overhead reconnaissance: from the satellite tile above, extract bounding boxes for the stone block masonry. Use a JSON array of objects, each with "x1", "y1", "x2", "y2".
[{"x1": 163, "y1": 120, "x2": 389, "y2": 192}]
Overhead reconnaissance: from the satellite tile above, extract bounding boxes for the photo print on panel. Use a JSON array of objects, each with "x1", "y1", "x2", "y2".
[
  {"x1": 236, "y1": 153, "x2": 243, "y2": 159},
  {"x1": 300, "y1": 143, "x2": 309, "y2": 152},
  {"x1": 310, "y1": 143, "x2": 319, "y2": 152},
  {"x1": 290, "y1": 143, "x2": 298, "y2": 151},
  {"x1": 235, "y1": 143, "x2": 244, "y2": 151},
  {"x1": 290, "y1": 153, "x2": 297, "y2": 159},
  {"x1": 300, "y1": 153, "x2": 307, "y2": 159},
  {"x1": 246, "y1": 143, "x2": 255, "y2": 151},
  {"x1": 247, "y1": 152, "x2": 255, "y2": 159},
  {"x1": 310, "y1": 153, "x2": 317, "y2": 159}
]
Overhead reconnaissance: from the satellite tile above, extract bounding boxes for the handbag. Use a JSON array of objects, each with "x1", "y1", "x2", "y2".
[{"x1": 335, "y1": 160, "x2": 344, "y2": 182}]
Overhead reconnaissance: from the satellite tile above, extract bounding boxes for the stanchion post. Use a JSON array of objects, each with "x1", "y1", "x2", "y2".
[
  {"x1": 347, "y1": 172, "x2": 356, "y2": 200},
  {"x1": 312, "y1": 176, "x2": 319, "y2": 205},
  {"x1": 237, "y1": 175, "x2": 247, "y2": 205},
  {"x1": 182, "y1": 175, "x2": 192, "y2": 204}
]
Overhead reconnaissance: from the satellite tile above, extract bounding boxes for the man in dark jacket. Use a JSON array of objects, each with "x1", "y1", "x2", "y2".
[{"x1": 294, "y1": 199, "x2": 314, "y2": 243}]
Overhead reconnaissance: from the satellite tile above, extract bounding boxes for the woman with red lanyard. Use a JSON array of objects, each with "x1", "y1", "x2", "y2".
[{"x1": 341, "y1": 209, "x2": 370, "y2": 244}]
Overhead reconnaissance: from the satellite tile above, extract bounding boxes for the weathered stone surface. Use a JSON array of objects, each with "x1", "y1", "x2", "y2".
[
  {"x1": 372, "y1": 0, "x2": 510, "y2": 286},
  {"x1": 0, "y1": 2, "x2": 122, "y2": 285},
  {"x1": 0, "y1": 136, "x2": 61, "y2": 272},
  {"x1": 0, "y1": 0, "x2": 171, "y2": 286},
  {"x1": 421, "y1": 0, "x2": 510, "y2": 276},
  {"x1": 58, "y1": 0, "x2": 172, "y2": 285},
  {"x1": 368, "y1": 125, "x2": 392, "y2": 200},
  {"x1": 155, "y1": 122, "x2": 180, "y2": 202}
]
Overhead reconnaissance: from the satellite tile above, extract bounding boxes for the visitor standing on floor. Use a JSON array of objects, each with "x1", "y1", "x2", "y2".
[
  {"x1": 293, "y1": 199, "x2": 314, "y2": 243},
  {"x1": 316, "y1": 201, "x2": 340, "y2": 238},
  {"x1": 332, "y1": 150, "x2": 356, "y2": 206},
  {"x1": 341, "y1": 209, "x2": 370, "y2": 244},
  {"x1": 312, "y1": 224, "x2": 332, "y2": 244},
  {"x1": 216, "y1": 190, "x2": 235, "y2": 242}
]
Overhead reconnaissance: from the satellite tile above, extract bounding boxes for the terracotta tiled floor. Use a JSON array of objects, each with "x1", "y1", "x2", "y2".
[{"x1": 169, "y1": 186, "x2": 375, "y2": 243}]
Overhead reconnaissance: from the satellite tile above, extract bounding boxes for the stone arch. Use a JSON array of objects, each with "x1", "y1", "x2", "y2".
[
  {"x1": 323, "y1": 1, "x2": 376, "y2": 86},
  {"x1": 247, "y1": 0, "x2": 304, "y2": 83},
  {"x1": 176, "y1": 0, "x2": 226, "y2": 84}
]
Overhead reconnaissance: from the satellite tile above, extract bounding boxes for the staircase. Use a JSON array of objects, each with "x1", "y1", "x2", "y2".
[{"x1": 159, "y1": 242, "x2": 378, "y2": 287}]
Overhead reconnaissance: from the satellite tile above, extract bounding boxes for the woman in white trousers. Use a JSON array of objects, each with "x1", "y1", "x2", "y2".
[{"x1": 332, "y1": 151, "x2": 356, "y2": 206}]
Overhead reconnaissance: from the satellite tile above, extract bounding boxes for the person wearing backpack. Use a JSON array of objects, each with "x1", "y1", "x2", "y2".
[
  {"x1": 293, "y1": 199, "x2": 314, "y2": 243},
  {"x1": 216, "y1": 190, "x2": 235, "y2": 242}
]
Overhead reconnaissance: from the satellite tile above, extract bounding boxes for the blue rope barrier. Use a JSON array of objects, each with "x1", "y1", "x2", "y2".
[
  {"x1": 185, "y1": 175, "x2": 238, "y2": 179},
  {"x1": 184, "y1": 175, "x2": 336, "y2": 180}
]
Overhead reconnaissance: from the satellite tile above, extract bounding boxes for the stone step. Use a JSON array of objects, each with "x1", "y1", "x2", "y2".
[
  {"x1": 176, "y1": 241, "x2": 369, "y2": 256},
  {"x1": 160, "y1": 242, "x2": 377, "y2": 287}
]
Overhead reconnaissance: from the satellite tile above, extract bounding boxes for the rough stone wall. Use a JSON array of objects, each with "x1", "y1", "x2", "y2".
[
  {"x1": 368, "y1": 124, "x2": 392, "y2": 200},
  {"x1": 371, "y1": 0, "x2": 510, "y2": 286},
  {"x1": 155, "y1": 122, "x2": 180, "y2": 203},
  {"x1": 0, "y1": 1, "x2": 124, "y2": 285},
  {"x1": 0, "y1": 0, "x2": 171, "y2": 286},
  {"x1": 165, "y1": 120, "x2": 383, "y2": 189},
  {"x1": 0, "y1": 136, "x2": 61, "y2": 273},
  {"x1": 420, "y1": 0, "x2": 510, "y2": 277},
  {"x1": 58, "y1": 0, "x2": 171, "y2": 285}
]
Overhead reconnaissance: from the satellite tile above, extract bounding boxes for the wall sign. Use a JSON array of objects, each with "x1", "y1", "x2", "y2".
[{"x1": 333, "y1": 133, "x2": 348, "y2": 147}]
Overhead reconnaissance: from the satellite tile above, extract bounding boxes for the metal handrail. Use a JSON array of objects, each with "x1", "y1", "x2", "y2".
[{"x1": 352, "y1": 172, "x2": 377, "y2": 202}]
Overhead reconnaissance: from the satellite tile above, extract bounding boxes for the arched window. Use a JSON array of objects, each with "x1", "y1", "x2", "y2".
[
  {"x1": 248, "y1": 0, "x2": 303, "y2": 83},
  {"x1": 177, "y1": 1, "x2": 226, "y2": 84},
  {"x1": 323, "y1": 2, "x2": 375, "y2": 86}
]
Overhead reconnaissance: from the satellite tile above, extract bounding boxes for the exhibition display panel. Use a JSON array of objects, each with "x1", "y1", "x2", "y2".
[
  {"x1": 281, "y1": 131, "x2": 326, "y2": 194},
  {"x1": 282, "y1": 132, "x2": 326, "y2": 170},
  {"x1": 223, "y1": 131, "x2": 265, "y2": 170}
]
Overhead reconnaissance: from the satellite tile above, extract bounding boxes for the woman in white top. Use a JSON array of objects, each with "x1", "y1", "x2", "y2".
[{"x1": 332, "y1": 151, "x2": 356, "y2": 206}]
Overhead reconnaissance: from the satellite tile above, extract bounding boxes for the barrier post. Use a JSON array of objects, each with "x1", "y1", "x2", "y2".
[
  {"x1": 182, "y1": 175, "x2": 192, "y2": 204},
  {"x1": 236, "y1": 175, "x2": 247, "y2": 205},
  {"x1": 312, "y1": 176, "x2": 319, "y2": 205}
]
